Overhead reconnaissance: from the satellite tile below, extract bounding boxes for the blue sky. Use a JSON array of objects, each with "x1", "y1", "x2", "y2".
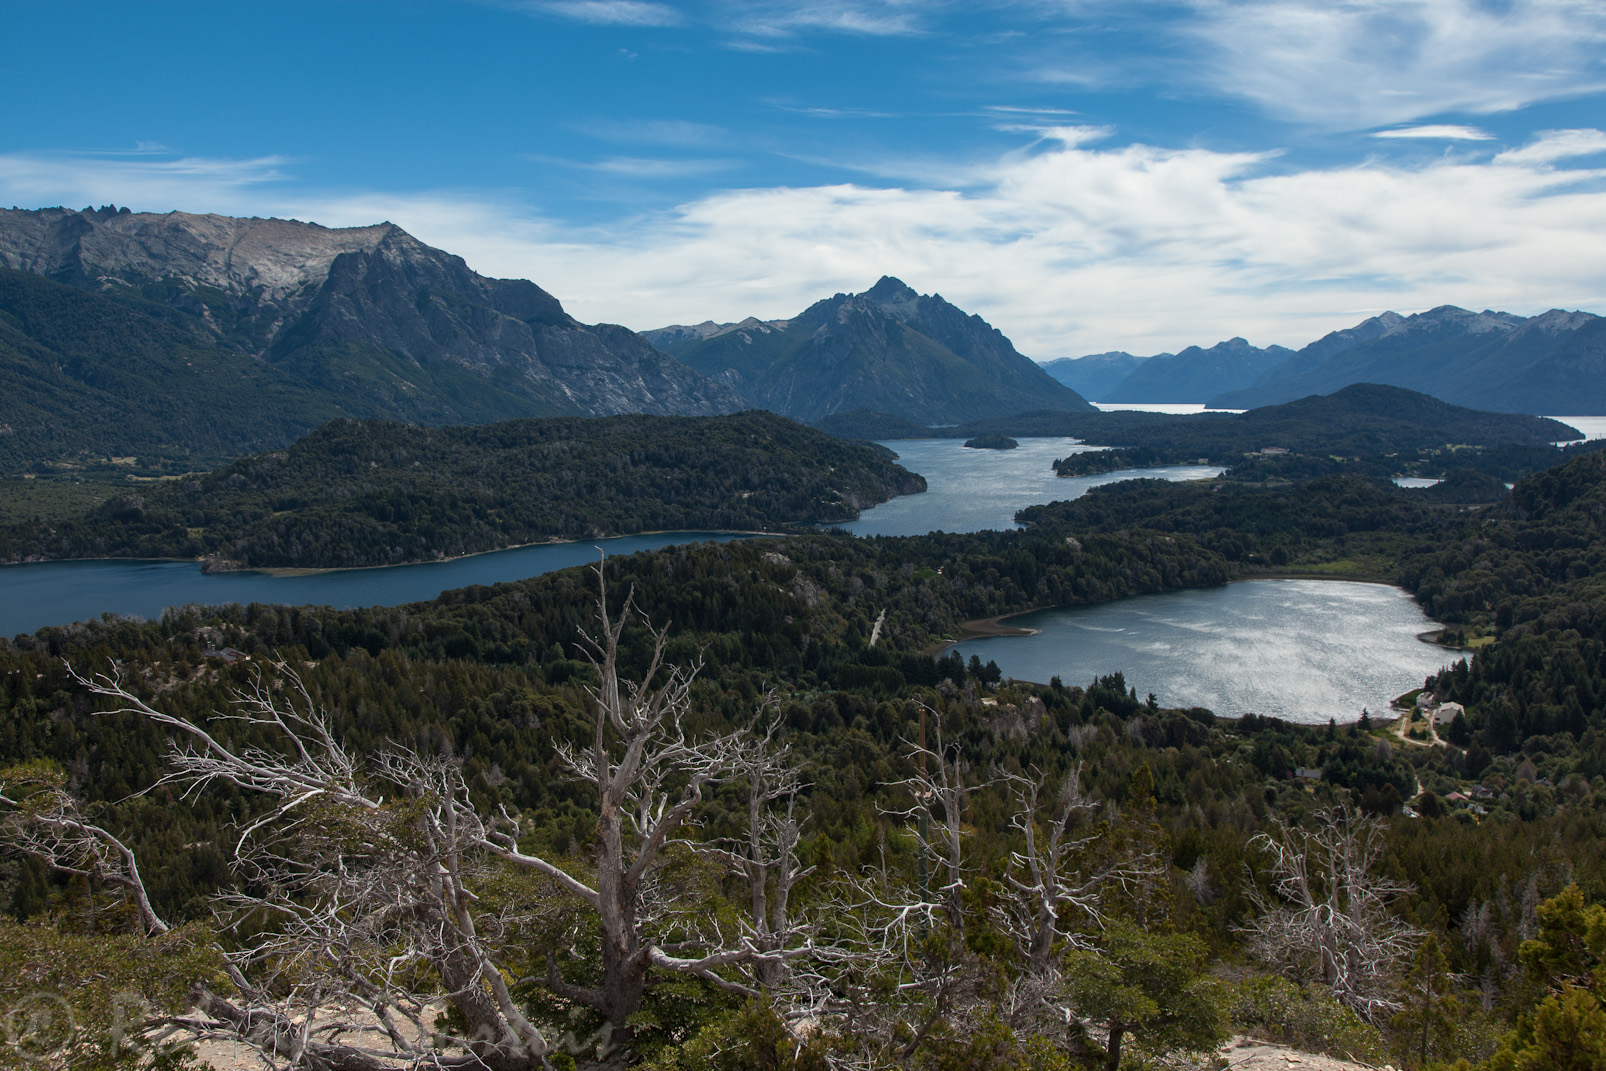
[{"x1": 3, "y1": 0, "x2": 1606, "y2": 357}]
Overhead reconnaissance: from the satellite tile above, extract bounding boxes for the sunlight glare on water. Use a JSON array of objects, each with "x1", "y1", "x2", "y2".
[{"x1": 950, "y1": 579, "x2": 1456, "y2": 724}]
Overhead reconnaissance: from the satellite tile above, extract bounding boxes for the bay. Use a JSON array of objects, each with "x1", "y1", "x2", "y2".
[{"x1": 948, "y1": 579, "x2": 1457, "y2": 724}]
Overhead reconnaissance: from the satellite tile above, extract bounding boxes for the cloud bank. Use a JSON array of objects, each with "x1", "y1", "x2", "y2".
[{"x1": 3, "y1": 128, "x2": 1605, "y2": 357}]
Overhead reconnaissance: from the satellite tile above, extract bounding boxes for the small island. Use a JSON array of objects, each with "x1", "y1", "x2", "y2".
[{"x1": 963, "y1": 434, "x2": 1019, "y2": 450}]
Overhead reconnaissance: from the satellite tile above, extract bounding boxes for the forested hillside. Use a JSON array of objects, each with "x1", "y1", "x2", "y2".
[
  {"x1": 0, "y1": 208, "x2": 745, "y2": 475},
  {"x1": 0, "y1": 267, "x2": 356, "y2": 473},
  {"x1": 5, "y1": 452, "x2": 1606, "y2": 1068},
  {"x1": 0, "y1": 411, "x2": 925, "y2": 569}
]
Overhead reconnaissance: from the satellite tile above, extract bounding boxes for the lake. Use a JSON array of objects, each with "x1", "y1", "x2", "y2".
[
  {"x1": 948, "y1": 579, "x2": 1457, "y2": 724},
  {"x1": 0, "y1": 438, "x2": 1221, "y2": 635}
]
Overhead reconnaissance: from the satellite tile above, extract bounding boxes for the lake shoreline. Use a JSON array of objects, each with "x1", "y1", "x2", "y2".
[
  {"x1": 0, "y1": 528, "x2": 786, "y2": 578},
  {"x1": 243, "y1": 528, "x2": 785, "y2": 576},
  {"x1": 924, "y1": 611, "x2": 1046, "y2": 655}
]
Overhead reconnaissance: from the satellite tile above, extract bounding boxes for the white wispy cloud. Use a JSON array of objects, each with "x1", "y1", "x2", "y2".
[
  {"x1": 4, "y1": 132, "x2": 1605, "y2": 359},
  {"x1": 524, "y1": 151, "x2": 739, "y2": 177},
  {"x1": 764, "y1": 100, "x2": 904, "y2": 119},
  {"x1": 1372, "y1": 124, "x2": 1495, "y2": 140},
  {"x1": 0, "y1": 151, "x2": 291, "y2": 210},
  {"x1": 984, "y1": 105, "x2": 1082, "y2": 118},
  {"x1": 490, "y1": 127, "x2": 1606, "y2": 354},
  {"x1": 1494, "y1": 128, "x2": 1606, "y2": 164},
  {"x1": 1181, "y1": 0, "x2": 1606, "y2": 128},
  {"x1": 527, "y1": 0, "x2": 684, "y2": 26},
  {"x1": 718, "y1": 1, "x2": 930, "y2": 38}
]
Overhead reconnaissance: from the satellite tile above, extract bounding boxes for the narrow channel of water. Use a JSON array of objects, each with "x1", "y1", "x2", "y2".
[{"x1": 0, "y1": 532, "x2": 754, "y2": 639}]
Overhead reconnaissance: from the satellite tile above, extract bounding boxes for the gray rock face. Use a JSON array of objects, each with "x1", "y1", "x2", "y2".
[
  {"x1": 0, "y1": 207, "x2": 395, "y2": 344},
  {"x1": 0, "y1": 205, "x2": 743, "y2": 419}
]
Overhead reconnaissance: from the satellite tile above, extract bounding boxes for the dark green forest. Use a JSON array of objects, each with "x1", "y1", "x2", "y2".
[
  {"x1": 5, "y1": 447, "x2": 1606, "y2": 1068},
  {"x1": 0, "y1": 411, "x2": 924, "y2": 569}
]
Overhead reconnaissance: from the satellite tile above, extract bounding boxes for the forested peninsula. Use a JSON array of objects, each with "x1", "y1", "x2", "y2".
[{"x1": 0, "y1": 411, "x2": 924, "y2": 569}]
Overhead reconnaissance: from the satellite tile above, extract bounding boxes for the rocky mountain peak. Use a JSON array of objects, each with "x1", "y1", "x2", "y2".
[
  {"x1": 0, "y1": 205, "x2": 746, "y2": 424},
  {"x1": 864, "y1": 274, "x2": 921, "y2": 311},
  {"x1": 1523, "y1": 308, "x2": 1601, "y2": 335},
  {"x1": 667, "y1": 276, "x2": 1093, "y2": 423},
  {"x1": 1392, "y1": 305, "x2": 1523, "y2": 337}
]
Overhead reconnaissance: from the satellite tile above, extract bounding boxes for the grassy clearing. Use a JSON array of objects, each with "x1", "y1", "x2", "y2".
[{"x1": 0, "y1": 476, "x2": 123, "y2": 525}]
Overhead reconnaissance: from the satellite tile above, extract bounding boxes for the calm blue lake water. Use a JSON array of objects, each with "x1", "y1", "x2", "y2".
[
  {"x1": 0, "y1": 438, "x2": 1221, "y2": 635},
  {"x1": 0, "y1": 532, "x2": 752, "y2": 638},
  {"x1": 949, "y1": 579, "x2": 1456, "y2": 724}
]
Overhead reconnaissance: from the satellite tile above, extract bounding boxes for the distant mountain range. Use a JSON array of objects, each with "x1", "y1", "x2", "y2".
[
  {"x1": 1, "y1": 209, "x2": 1100, "y2": 472},
  {"x1": 1043, "y1": 305, "x2": 1606, "y2": 414},
  {"x1": 0, "y1": 206, "x2": 742, "y2": 472},
  {"x1": 1103, "y1": 338, "x2": 1294, "y2": 403},
  {"x1": 1038, "y1": 352, "x2": 1147, "y2": 402},
  {"x1": 644, "y1": 277, "x2": 1094, "y2": 425},
  {"x1": 1208, "y1": 306, "x2": 1606, "y2": 413},
  {"x1": 7, "y1": 203, "x2": 1598, "y2": 480}
]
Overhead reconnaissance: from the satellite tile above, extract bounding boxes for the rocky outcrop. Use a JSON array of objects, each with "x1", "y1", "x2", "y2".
[{"x1": 0, "y1": 205, "x2": 743, "y2": 421}]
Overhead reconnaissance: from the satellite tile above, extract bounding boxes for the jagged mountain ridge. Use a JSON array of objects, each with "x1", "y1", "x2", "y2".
[
  {"x1": 650, "y1": 276, "x2": 1094, "y2": 424},
  {"x1": 1103, "y1": 337, "x2": 1294, "y2": 403},
  {"x1": 0, "y1": 206, "x2": 743, "y2": 434},
  {"x1": 1208, "y1": 305, "x2": 1606, "y2": 413},
  {"x1": 1050, "y1": 305, "x2": 1604, "y2": 414}
]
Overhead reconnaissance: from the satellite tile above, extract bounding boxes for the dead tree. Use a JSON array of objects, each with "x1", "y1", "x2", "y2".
[
  {"x1": 1241, "y1": 803, "x2": 1422, "y2": 1021},
  {"x1": 884, "y1": 713, "x2": 986, "y2": 935},
  {"x1": 24, "y1": 666, "x2": 556, "y2": 1071},
  {"x1": 777, "y1": 714, "x2": 992, "y2": 1071},
  {"x1": 994, "y1": 764, "x2": 1161, "y2": 1031},
  {"x1": 491, "y1": 570, "x2": 821, "y2": 1038},
  {"x1": 686, "y1": 720, "x2": 816, "y2": 991},
  {"x1": 1, "y1": 567, "x2": 815, "y2": 1068}
]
